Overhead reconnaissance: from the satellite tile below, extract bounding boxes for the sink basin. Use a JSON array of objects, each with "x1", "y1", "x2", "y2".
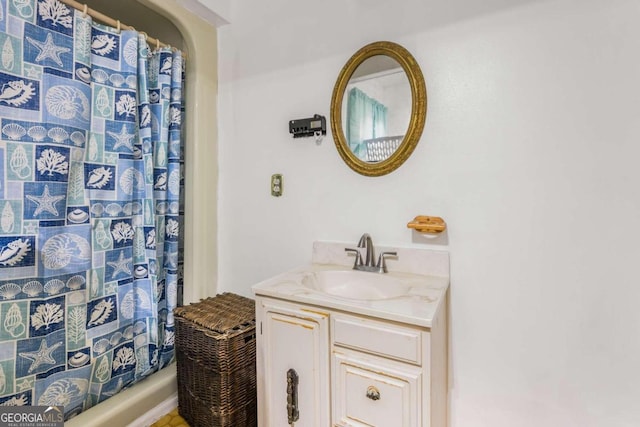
[{"x1": 301, "y1": 270, "x2": 412, "y2": 300}]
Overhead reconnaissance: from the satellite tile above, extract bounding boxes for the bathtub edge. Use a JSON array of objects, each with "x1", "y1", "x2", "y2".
[{"x1": 65, "y1": 363, "x2": 177, "y2": 427}]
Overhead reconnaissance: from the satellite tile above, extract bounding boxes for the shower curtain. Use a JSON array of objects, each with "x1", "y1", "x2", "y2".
[{"x1": 0, "y1": 0, "x2": 184, "y2": 419}]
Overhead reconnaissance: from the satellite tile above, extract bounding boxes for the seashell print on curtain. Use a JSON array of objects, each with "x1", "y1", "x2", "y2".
[{"x1": 0, "y1": 0, "x2": 184, "y2": 419}]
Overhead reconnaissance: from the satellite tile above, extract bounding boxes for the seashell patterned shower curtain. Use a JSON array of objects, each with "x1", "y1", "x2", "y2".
[{"x1": 0, "y1": 0, "x2": 184, "y2": 418}]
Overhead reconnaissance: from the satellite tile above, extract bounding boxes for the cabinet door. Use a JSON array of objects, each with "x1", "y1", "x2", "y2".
[
  {"x1": 256, "y1": 298, "x2": 330, "y2": 427},
  {"x1": 333, "y1": 351, "x2": 422, "y2": 427}
]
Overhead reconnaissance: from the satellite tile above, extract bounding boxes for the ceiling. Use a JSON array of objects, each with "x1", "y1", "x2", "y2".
[{"x1": 224, "y1": 0, "x2": 547, "y2": 79}]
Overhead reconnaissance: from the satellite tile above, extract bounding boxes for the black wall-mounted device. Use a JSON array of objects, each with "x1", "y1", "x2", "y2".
[{"x1": 289, "y1": 114, "x2": 326, "y2": 138}]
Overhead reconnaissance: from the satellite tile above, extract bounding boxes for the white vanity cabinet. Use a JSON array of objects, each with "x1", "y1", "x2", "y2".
[
  {"x1": 253, "y1": 241, "x2": 450, "y2": 427},
  {"x1": 255, "y1": 295, "x2": 448, "y2": 427}
]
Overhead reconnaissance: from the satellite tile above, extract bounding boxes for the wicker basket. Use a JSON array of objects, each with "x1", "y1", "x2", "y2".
[{"x1": 174, "y1": 292, "x2": 257, "y2": 427}]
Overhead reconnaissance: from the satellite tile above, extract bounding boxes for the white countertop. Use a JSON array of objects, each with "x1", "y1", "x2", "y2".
[{"x1": 251, "y1": 242, "x2": 450, "y2": 328}]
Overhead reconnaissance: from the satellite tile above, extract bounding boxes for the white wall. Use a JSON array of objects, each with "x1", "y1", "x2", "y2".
[{"x1": 217, "y1": 0, "x2": 640, "y2": 425}]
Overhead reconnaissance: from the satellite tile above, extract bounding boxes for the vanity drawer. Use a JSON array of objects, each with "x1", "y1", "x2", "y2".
[
  {"x1": 332, "y1": 314, "x2": 422, "y2": 365},
  {"x1": 333, "y1": 351, "x2": 422, "y2": 427}
]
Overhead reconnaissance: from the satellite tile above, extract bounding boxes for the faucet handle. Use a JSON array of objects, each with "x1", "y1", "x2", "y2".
[
  {"x1": 376, "y1": 251, "x2": 397, "y2": 273},
  {"x1": 345, "y1": 248, "x2": 363, "y2": 268}
]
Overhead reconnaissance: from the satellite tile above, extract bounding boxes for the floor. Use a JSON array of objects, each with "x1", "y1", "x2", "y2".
[{"x1": 150, "y1": 408, "x2": 190, "y2": 427}]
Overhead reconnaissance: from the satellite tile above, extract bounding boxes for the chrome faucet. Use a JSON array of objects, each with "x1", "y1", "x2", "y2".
[
  {"x1": 358, "y1": 233, "x2": 376, "y2": 268},
  {"x1": 345, "y1": 233, "x2": 397, "y2": 273}
]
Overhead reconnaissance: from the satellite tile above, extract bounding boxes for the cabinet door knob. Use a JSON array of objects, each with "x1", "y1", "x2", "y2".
[{"x1": 366, "y1": 385, "x2": 380, "y2": 401}]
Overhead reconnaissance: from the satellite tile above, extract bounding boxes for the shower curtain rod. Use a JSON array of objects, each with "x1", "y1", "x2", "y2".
[{"x1": 58, "y1": 0, "x2": 186, "y2": 56}]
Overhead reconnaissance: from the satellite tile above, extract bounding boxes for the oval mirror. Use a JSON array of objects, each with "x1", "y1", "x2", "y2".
[{"x1": 330, "y1": 41, "x2": 426, "y2": 176}]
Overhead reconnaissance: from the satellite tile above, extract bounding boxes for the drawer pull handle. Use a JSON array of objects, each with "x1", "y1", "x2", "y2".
[
  {"x1": 366, "y1": 385, "x2": 380, "y2": 401},
  {"x1": 287, "y1": 369, "x2": 299, "y2": 424}
]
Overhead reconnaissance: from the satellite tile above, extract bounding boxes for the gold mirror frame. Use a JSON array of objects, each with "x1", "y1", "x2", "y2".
[{"x1": 330, "y1": 41, "x2": 427, "y2": 177}]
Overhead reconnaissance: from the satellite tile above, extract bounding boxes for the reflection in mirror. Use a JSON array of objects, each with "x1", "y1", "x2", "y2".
[{"x1": 342, "y1": 56, "x2": 411, "y2": 163}]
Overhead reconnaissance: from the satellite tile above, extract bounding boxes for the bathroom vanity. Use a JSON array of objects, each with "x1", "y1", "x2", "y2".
[{"x1": 253, "y1": 241, "x2": 449, "y2": 427}]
